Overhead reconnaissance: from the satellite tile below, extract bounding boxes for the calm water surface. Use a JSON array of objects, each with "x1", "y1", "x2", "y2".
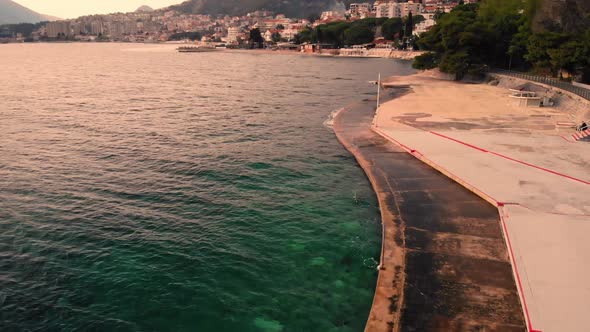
[{"x1": 0, "y1": 44, "x2": 414, "y2": 331}]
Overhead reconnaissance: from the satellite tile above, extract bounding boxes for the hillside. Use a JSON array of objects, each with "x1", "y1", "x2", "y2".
[
  {"x1": 169, "y1": 0, "x2": 354, "y2": 18},
  {"x1": 533, "y1": 0, "x2": 590, "y2": 32},
  {"x1": 0, "y1": 0, "x2": 52, "y2": 24},
  {"x1": 136, "y1": 5, "x2": 154, "y2": 13}
]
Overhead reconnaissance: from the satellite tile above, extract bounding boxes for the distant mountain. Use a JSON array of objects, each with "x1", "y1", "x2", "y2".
[
  {"x1": 169, "y1": 0, "x2": 354, "y2": 18},
  {"x1": 0, "y1": 0, "x2": 55, "y2": 24},
  {"x1": 136, "y1": 5, "x2": 155, "y2": 13}
]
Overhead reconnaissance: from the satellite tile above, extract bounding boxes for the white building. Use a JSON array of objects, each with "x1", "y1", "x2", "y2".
[
  {"x1": 348, "y1": 3, "x2": 372, "y2": 16},
  {"x1": 90, "y1": 21, "x2": 104, "y2": 35},
  {"x1": 319, "y1": 11, "x2": 346, "y2": 22},
  {"x1": 263, "y1": 30, "x2": 273, "y2": 42},
  {"x1": 374, "y1": 1, "x2": 423, "y2": 19},
  {"x1": 227, "y1": 26, "x2": 240, "y2": 42},
  {"x1": 280, "y1": 28, "x2": 299, "y2": 41},
  {"x1": 374, "y1": 2, "x2": 389, "y2": 18},
  {"x1": 45, "y1": 21, "x2": 71, "y2": 38},
  {"x1": 399, "y1": 1, "x2": 422, "y2": 18},
  {"x1": 414, "y1": 17, "x2": 436, "y2": 35}
]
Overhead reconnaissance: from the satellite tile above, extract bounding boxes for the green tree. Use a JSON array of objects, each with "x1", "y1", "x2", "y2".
[
  {"x1": 381, "y1": 18, "x2": 403, "y2": 40},
  {"x1": 524, "y1": 32, "x2": 567, "y2": 74},
  {"x1": 295, "y1": 28, "x2": 312, "y2": 44},
  {"x1": 413, "y1": 15, "x2": 425, "y2": 25},
  {"x1": 412, "y1": 0, "x2": 590, "y2": 81},
  {"x1": 315, "y1": 26, "x2": 323, "y2": 43},
  {"x1": 343, "y1": 26, "x2": 374, "y2": 46},
  {"x1": 249, "y1": 28, "x2": 264, "y2": 48},
  {"x1": 413, "y1": 3, "x2": 486, "y2": 79},
  {"x1": 413, "y1": 52, "x2": 440, "y2": 70},
  {"x1": 405, "y1": 12, "x2": 414, "y2": 37},
  {"x1": 169, "y1": 31, "x2": 202, "y2": 41},
  {"x1": 434, "y1": 10, "x2": 445, "y2": 22},
  {"x1": 547, "y1": 36, "x2": 590, "y2": 78},
  {"x1": 271, "y1": 31, "x2": 282, "y2": 43}
]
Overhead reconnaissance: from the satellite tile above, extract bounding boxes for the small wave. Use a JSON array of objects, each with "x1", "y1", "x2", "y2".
[{"x1": 323, "y1": 107, "x2": 345, "y2": 129}]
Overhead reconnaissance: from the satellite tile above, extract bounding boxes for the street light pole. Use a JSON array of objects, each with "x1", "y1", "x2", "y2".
[{"x1": 376, "y1": 72, "x2": 381, "y2": 110}]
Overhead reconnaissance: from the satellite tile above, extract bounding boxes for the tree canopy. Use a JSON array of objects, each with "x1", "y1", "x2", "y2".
[
  {"x1": 168, "y1": 31, "x2": 202, "y2": 41},
  {"x1": 413, "y1": 0, "x2": 590, "y2": 82},
  {"x1": 249, "y1": 28, "x2": 264, "y2": 48},
  {"x1": 0, "y1": 22, "x2": 45, "y2": 38},
  {"x1": 296, "y1": 16, "x2": 421, "y2": 47}
]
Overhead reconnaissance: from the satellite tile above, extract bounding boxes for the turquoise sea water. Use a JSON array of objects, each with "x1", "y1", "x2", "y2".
[{"x1": 0, "y1": 44, "x2": 414, "y2": 331}]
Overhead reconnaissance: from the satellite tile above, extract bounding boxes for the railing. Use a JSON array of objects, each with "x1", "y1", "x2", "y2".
[{"x1": 490, "y1": 69, "x2": 590, "y2": 101}]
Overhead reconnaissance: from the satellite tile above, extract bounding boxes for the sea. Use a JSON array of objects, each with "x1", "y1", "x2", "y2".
[{"x1": 0, "y1": 43, "x2": 414, "y2": 332}]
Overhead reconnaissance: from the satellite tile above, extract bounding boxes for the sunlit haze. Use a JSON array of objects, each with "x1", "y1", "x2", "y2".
[{"x1": 13, "y1": 0, "x2": 182, "y2": 19}]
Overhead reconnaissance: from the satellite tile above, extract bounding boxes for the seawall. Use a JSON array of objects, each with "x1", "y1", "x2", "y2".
[{"x1": 333, "y1": 97, "x2": 525, "y2": 331}]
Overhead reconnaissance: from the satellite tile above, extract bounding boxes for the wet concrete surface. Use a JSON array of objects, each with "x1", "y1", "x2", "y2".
[{"x1": 333, "y1": 97, "x2": 525, "y2": 332}]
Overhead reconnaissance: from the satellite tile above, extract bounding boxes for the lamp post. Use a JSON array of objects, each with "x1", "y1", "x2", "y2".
[{"x1": 376, "y1": 72, "x2": 381, "y2": 110}]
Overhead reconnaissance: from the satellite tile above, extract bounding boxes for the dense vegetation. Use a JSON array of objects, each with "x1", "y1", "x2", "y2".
[
  {"x1": 413, "y1": 0, "x2": 590, "y2": 82},
  {"x1": 170, "y1": 0, "x2": 356, "y2": 19},
  {"x1": 296, "y1": 16, "x2": 423, "y2": 48},
  {"x1": 168, "y1": 31, "x2": 202, "y2": 41},
  {"x1": 0, "y1": 22, "x2": 45, "y2": 39},
  {"x1": 249, "y1": 28, "x2": 265, "y2": 48}
]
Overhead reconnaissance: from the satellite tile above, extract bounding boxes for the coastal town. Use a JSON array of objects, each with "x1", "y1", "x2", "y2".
[
  {"x1": 1, "y1": 0, "x2": 470, "y2": 51},
  {"x1": 3, "y1": 0, "x2": 590, "y2": 331}
]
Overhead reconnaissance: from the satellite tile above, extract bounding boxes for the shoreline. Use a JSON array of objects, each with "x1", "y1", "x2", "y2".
[
  {"x1": 332, "y1": 98, "x2": 405, "y2": 331},
  {"x1": 334, "y1": 89, "x2": 525, "y2": 331},
  {"x1": 222, "y1": 48, "x2": 421, "y2": 60},
  {"x1": 1, "y1": 42, "x2": 422, "y2": 60}
]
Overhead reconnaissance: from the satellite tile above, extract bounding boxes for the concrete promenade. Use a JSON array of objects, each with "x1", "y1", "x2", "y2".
[
  {"x1": 334, "y1": 99, "x2": 524, "y2": 332},
  {"x1": 374, "y1": 74, "x2": 590, "y2": 332}
]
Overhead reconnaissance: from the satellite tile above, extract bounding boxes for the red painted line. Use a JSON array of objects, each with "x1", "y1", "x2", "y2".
[
  {"x1": 560, "y1": 136, "x2": 573, "y2": 143},
  {"x1": 569, "y1": 129, "x2": 590, "y2": 141},
  {"x1": 489, "y1": 150, "x2": 590, "y2": 185},
  {"x1": 497, "y1": 202, "x2": 520, "y2": 206},
  {"x1": 430, "y1": 131, "x2": 590, "y2": 186},
  {"x1": 374, "y1": 127, "x2": 541, "y2": 331},
  {"x1": 378, "y1": 130, "x2": 413, "y2": 152},
  {"x1": 500, "y1": 209, "x2": 541, "y2": 332},
  {"x1": 430, "y1": 131, "x2": 489, "y2": 152},
  {"x1": 374, "y1": 128, "x2": 500, "y2": 204}
]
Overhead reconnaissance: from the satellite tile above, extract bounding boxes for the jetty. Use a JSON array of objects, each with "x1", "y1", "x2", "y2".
[{"x1": 333, "y1": 98, "x2": 525, "y2": 331}]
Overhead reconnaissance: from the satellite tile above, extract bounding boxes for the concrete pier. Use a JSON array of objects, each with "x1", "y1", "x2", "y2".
[{"x1": 333, "y1": 98, "x2": 525, "y2": 331}]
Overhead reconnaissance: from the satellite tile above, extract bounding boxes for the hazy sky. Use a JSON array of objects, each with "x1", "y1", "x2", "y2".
[{"x1": 13, "y1": 0, "x2": 182, "y2": 19}]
